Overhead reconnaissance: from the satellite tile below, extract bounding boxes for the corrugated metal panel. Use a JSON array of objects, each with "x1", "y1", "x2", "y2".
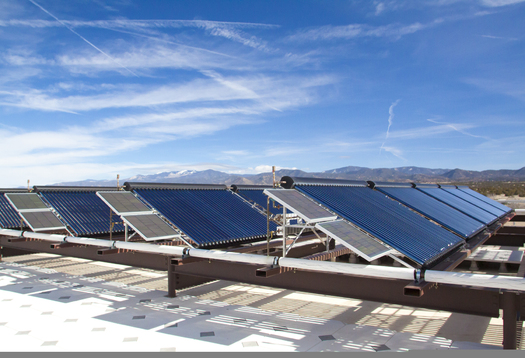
[
  {"x1": 0, "y1": 194, "x2": 26, "y2": 229},
  {"x1": 417, "y1": 188, "x2": 498, "y2": 225},
  {"x1": 296, "y1": 185, "x2": 464, "y2": 267},
  {"x1": 134, "y1": 188, "x2": 278, "y2": 247},
  {"x1": 376, "y1": 187, "x2": 486, "y2": 239},
  {"x1": 458, "y1": 186, "x2": 512, "y2": 214},
  {"x1": 40, "y1": 191, "x2": 125, "y2": 236}
]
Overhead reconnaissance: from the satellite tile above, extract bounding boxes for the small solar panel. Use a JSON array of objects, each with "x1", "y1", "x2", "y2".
[
  {"x1": 96, "y1": 192, "x2": 151, "y2": 215},
  {"x1": 20, "y1": 211, "x2": 66, "y2": 232},
  {"x1": 5, "y1": 193, "x2": 48, "y2": 211},
  {"x1": 316, "y1": 220, "x2": 392, "y2": 261},
  {"x1": 123, "y1": 215, "x2": 180, "y2": 241},
  {"x1": 5, "y1": 193, "x2": 67, "y2": 232},
  {"x1": 264, "y1": 189, "x2": 337, "y2": 223}
]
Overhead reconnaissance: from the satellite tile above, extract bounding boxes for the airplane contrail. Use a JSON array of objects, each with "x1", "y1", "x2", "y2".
[{"x1": 28, "y1": 0, "x2": 139, "y2": 77}]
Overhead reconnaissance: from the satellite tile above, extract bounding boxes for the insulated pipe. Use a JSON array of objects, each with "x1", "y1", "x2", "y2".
[
  {"x1": 2, "y1": 229, "x2": 525, "y2": 291},
  {"x1": 278, "y1": 257, "x2": 415, "y2": 281},
  {"x1": 0, "y1": 229, "x2": 276, "y2": 267},
  {"x1": 424, "y1": 271, "x2": 525, "y2": 291}
]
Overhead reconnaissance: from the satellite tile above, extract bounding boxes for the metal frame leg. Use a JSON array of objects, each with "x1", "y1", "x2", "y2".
[{"x1": 502, "y1": 291, "x2": 519, "y2": 349}]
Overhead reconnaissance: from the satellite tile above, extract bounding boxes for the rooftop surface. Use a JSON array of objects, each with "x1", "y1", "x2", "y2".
[{"x1": 0, "y1": 253, "x2": 520, "y2": 352}]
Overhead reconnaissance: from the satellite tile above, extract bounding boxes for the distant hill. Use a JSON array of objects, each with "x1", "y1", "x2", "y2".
[{"x1": 52, "y1": 165, "x2": 525, "y2": 187}]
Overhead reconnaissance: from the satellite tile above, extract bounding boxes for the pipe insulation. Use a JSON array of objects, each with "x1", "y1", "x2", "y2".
[
  {"x1": 1, "y1": 229, "x2": 525, "y2": 291},
  {"x1": 278, "y1": 257, "x2": 415, "y2": 281}
]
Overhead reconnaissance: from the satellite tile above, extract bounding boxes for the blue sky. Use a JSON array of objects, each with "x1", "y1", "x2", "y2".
[{"x1": 1, "y1": 0, "x2": 524, "y2": 187}]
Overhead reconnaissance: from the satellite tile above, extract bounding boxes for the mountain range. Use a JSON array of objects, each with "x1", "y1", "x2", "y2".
[{"x1": 53, "y1": 166, "x2": 525, "y2": 187}]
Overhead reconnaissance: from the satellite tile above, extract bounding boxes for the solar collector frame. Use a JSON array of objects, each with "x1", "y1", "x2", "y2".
[
  {"x1": 127, "y1": 182, "x2": 278, "y2": 247},
  {"x1": 415, "y1": 186, "x2": 499, "y2": 225},
  {"x1": 457, "y1": 186, "x2": 512, "y2": 214},
  {"x1": 315, "y1": 220, "x2": 392, "y2": 262},
  {"x1": 440, "y1": 187, "x2": 508, "y2": 217},
  {"x1": 4, "y1": 193, "x2": 67, "y2": 232},
  {"x1": 97, "y1": 191, "x2": 182, "y2": 242},
  {"x1": 264, "y1": 189, "x2": 337, "y2": 223},
  {"x1": 36, "y1": 186, "x2": 126, "y2": 236},
  {"x1": 373, "y1": 184, "x2": 486, "y2": 239},
  {"x1": 290, "y1": 179, "x2": 464, "y2": 267}
]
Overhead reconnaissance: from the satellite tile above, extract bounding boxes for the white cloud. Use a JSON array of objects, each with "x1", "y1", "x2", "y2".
[
  {"x1": 1, "y1": 73, "x2": 335, "y2": 113},
  {"x1": 464, "y1": 77, "x2": 525, "y2": 101},
  {"x1": 479, "y1": 0, "x2": 525, "y2": 6},
  {"x1": 386, "y1": 123, "x2": 477, "y2": 139},
  {"x1": 381, "y1": 146, "x2": 406, "y2": 160},
  {"x1": 426, "y1": 118, "x2": 489, "y2": 139},
  {"x1": 286, "y1": 20, "x2": 436, "y2": 42},
  {"x1": 0, "y1": 18, "x2": 277, "y2": 51},
  {"x1": 375, "y1": 2, "x2": 386, "y2": 15}
]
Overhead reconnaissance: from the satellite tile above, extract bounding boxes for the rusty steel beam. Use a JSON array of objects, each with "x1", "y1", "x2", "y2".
[
  {"x1": 517, "y1": 255, "x2": 525, "y2": 278},
  {"x1": 7, "y1": 237, "x2": 36, "y2": 243},
  {"x1": 510, "y1": 214, "x2": 525, "y2": 222},
  {"x1": 171, "y1": 257, "x2": 204, "y2": 266},
  {"x1": 0, "y1": 236, "x2": 170, "y2": 271},
  {"x1": 97, "y1": 248, "x2": 120, "y2": 256},
  {"x1": 498, "y1": 226, "x2": 525, "y2": 235},
  {"x1": 172, "y1": 259, "x2": 502, "y2": 317},
  {"x1": 501, "y1": 291, "x2": 520, "y2": 349},
  {"x1": 486, "y1": 233, "x2": 525, "y2": 246},
  {"x1": 50, "y1": 242, "x2": 82, "y2": 249}
]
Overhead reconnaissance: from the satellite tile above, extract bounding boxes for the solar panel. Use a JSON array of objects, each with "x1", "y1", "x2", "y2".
[
  {"x1": 458, "y1": 186, "x2": 512, "y2": 214},
  {"x1": 19, "y1": 211, "x2": 66, "y2": 231},
  {"x1": 416, "y1": 187, "x2": 498, "y2": 225},
  {"x1": 441, "y1": 188, "x2": 508, "y2": 217},
  {"x1": 375, "y1": 186, "x2": 486, "y2": 239},
  {"x1": 315, "y1": 220, "x2": 392, "y2": 261},
  {"x1": 96, "y1": 192, "x2": 151, "y2": 215},
  {"x1": 123, "y1": 214, "x2": 181, "y2": 241},
  {"x1": 264, "y1": 189, "x2": 337, "y2": 223},
  {"x1": 5, "y1": 193, "x2": 66, "y2": 232},
  {"x1": 129, "y1": 184, "x2": 278, "y2": 247},
  {"x1": 5, "y1": 193, "x2": 48, "y2": 211},
  {"x1": 97, "y1": 191, "x2": 180, "y2": 242},
  {"x1": 296, "y1": 185, "x2": 464, "y2": 267},
  {"x1": 36, "y1": 188, "x2": 125, "y2": 236}
]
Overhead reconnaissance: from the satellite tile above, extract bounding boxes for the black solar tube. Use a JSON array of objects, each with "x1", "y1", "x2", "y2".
[
  {"x1": 417, "y1": 188, "x2": 498, "y2": 225},
  {"x1": 376, "y1": 187, "x2": 485, "y2": 239},
  {"x1": 297, "y1": 185, "x2": 464, "y2": 266},
  {"x1": 458, "y1": 187, "x2": 512, "y2": 214},
  {"x1": 441, "y1": 188, "x2": 507, "y2": 217}
]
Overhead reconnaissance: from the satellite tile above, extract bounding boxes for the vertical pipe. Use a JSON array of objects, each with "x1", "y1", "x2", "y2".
[
  {"x1": 502, "y1": 291, "x2": 518, "y2": 349},
  {"x1": 109, "y1": 210, "x2": 113, "y2": 240},
  {"x1": 167, "y1": 262, "x2": 177, "y2": 298},
  {"x1": 272, "y1": 166, "x2": 276, "y2": 188},
  {"x1": 124, "y1": 223, "x2": 128, "y2": 242},
  {"x1": 283, "y1": 207, "x2": 287, "y2": 257},
  {"x1": 266, "y1": 196, "x2": 270, "y2": 257}
]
